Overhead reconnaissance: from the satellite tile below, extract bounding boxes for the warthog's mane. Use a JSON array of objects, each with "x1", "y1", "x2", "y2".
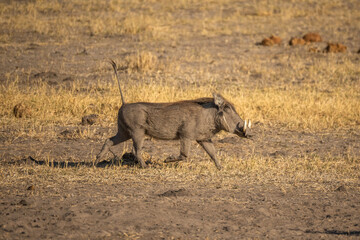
[
  {"x1": 186, "y1": 97, "x2": 214, "y2": 105},
  {"x1": 134, "y1": 97, "x2": 236, "y2": 111},
  {"x1": 183, "y1": 97, "x2": 236, "y2": 111},
  {"x1": 191, "y1": 97, "x2": 236, "y2": 110}
]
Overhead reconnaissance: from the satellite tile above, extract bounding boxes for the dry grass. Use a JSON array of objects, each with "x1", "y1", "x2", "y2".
[
  {"x1": 122, "y1": 51, "x2": 164, "y2": 73},
  {"x1": 1, "y1": 152, "x2": 359, "y2": 192},
  {"x1": 0, "y1": 76, "x2": 359, "y2": 132},
  {"x1": 1, "y1": 0, "x2": 358, "y2": 41}
]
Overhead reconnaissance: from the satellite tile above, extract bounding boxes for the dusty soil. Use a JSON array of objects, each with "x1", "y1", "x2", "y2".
[
  {"x1": 1, "y1": 1, "x2": 360, "y2": 239},
  {"x1": 1, "y1": 174, "x2": 359, "y2": 239},
  {"x1": 1, "y1": 124, "x2": 360, "y2": 239}
]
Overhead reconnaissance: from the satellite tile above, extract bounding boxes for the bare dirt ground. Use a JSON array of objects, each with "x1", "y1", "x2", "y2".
[
  {"x1": 1, "y1": 170, "x2": 359, "y2": 239},
  {"x1": 1, "y1": 0, "x2": 360, "y2": 239},
  {"x1": 1, "y1": 126, "x2": 360, "y2": 238}
]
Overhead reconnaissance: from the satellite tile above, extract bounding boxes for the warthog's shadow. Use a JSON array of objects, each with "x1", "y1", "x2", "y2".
[
  {"x1": 305, "y1": 229, "x2": 360, "y2": 236},
  {"x1": 22, "y1": 153, "x2": 145, "y2": 168},
  {"x1": 96, "y1": 152, "x2": 140, "y2": 168}
]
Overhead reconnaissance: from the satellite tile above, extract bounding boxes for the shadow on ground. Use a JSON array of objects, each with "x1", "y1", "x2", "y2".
[
  {"x1": 17, "y1": 153, "x2": 142, "y2": 168},
  {"x1": 306, "y1": 230, "x2": 360, "y2": 236}
]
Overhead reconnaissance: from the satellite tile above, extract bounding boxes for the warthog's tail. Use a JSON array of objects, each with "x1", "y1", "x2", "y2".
[{"x1": 109, "y1": 59, "x2": 126, "y2": 105}]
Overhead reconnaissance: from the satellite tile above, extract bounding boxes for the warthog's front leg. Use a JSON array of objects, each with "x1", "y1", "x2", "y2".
[
  {"x1": 164, "y1": 137, "x2": 191, "y2": 163},
  {"x1": 197, "y1": 139, "x2": 222, "y2": 170}
]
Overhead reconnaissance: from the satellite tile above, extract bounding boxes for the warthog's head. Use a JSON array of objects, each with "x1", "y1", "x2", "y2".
[{"x1": 213, "y1": 93, "x2": 252, "y2": 138}]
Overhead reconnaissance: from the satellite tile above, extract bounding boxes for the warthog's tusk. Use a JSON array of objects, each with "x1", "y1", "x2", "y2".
[
  {"x1": 244, "y1": 119, "x2": 248, "y2": 131},
  {"x1": 248, "y1": 119, "x2": 251, "y2": 129}
]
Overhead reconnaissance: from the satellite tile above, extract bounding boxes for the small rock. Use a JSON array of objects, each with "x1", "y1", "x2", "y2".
[
  {"x1": 158, "y1": 188, "x2": 187, "y2": 197},
  {"x1": 33, "y1": 71, "x2": 57, "y2": 79},
  {"x1": 62, "y1": 77, "x2": 73, "y2": 82},
  {"x1": 13, "y1": 103, "x2": 32, "y2": 118},
  {"x1": 303, "y1": 32, "x2": 322, "y2": 42},
  {"x1": 289, "y1": 37, "x2": 306, "y2": 46},
  {"x1": 59, "y1": 129, "x2": 80, "y2": 139},
  {"x1": 269, "y1": 35, "x2": 282, "y2": 44},
  {"x1": 335, "y1": 185, "x2": 347, "y2": 192},
  {"x1": 222, "y1": 226, "x2": 231, "y2": 231},
  {"x1": 309, "y1": 47, "x2": 321, "y2": 53},
  {"x1": 81, "y1": 114, "x2": 99, "y2": 125},
  {"x1": 18, "y1": 199, "x2": 29, "y2": 206},
  {"x1": 261, "y1": 37, "x2": 274, "y2": 46},
  {"x1": 76, "y1": 48, "x2": 88, "y2": 55},
  {"x1": 27, "y1": 185, "x2": 35, "y2": 191},
  {"x1": 260, "y1": 35, "x2": 282, "y2": 46},
  {"x1": 324, "y1": 43, "x2": 347, "y2": 53}
]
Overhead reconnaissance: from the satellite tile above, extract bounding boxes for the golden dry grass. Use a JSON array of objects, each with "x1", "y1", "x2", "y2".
[
  {"x1": 1, "y1": 76, "x2": 359, "y2": 131},
  {"x1": 1, "y1": 152, "x2": 359, "y2": 192},
  {"x1": 1, "y1": 0, "x2": 358, "y2": 41},
  {"x1": 1, "y1": 78, "x2": 358, "y2": 185}
]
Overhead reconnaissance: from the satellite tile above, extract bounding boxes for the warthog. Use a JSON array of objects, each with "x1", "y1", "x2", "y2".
[{"x1": 95, "y1": 60, "x2": 251, "y2": 170}]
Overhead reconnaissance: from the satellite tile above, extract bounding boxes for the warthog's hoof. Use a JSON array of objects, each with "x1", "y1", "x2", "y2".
[
  {"x1": 164, "y1": 155, "x2": 185, "y2": 163},
  {"x1": 164, "y1": 155, "x2": 175, "y2": 163}
]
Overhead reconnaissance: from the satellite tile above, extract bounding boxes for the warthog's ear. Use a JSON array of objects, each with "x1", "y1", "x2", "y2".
[{"x1": 213, "y1": 93, "x2": 225, "y2": 109}]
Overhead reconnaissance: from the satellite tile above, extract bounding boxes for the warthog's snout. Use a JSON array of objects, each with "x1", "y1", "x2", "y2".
[{"x1": 235, "y1": 119, "x2": 252, "y2": 138}]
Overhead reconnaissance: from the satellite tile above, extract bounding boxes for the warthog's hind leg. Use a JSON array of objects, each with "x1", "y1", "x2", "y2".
[
  {"x1": 197, "y1": 140, "x2": 222, "y2": 170},
  {"x1": 131, "y1": 130, "x2": 148, "y2": 168},
  {"x1": 95, "y1": 133, "x2": 130, "y2": 166}
]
